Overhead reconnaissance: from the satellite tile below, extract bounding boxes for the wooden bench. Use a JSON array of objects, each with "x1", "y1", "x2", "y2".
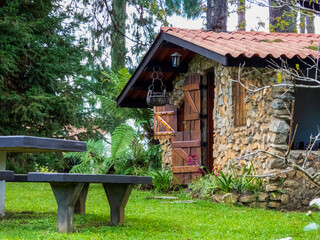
[{"x1": 27, "y1": 172, "x2": 152, "y2": 233}]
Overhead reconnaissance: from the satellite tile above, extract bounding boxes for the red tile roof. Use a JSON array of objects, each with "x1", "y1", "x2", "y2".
[
  {"x1": 117, "y1": 27, "x2": 320, "y2": 108},
  {"x1": 161, "y1": 27, "x2": 320, "y2": 60}
]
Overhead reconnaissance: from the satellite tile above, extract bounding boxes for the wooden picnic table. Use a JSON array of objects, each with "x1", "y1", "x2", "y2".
[
  {"x1": 0, "y1": 136, "x2": 152, "y2": 233},
  {"x1": 0, "y1": 136, "x2": 86, "y2": 218}
]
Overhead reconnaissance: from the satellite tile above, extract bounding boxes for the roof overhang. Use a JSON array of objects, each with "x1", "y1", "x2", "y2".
[
  {"x1": 116, "y1": 30, "x2": 231, "y2": 108},
  {"x1": 117, "y1": 29, "x2": 320, "y2": 108}
]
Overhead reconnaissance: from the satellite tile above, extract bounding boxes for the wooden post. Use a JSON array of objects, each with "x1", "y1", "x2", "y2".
[{"x1": 0, "y1": 151, "x2": 6, "y2": 217}]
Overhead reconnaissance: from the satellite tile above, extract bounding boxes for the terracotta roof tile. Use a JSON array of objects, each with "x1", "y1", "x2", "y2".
[{"x1": 161, "y1": 27, "x2": 320, "y2": 60}]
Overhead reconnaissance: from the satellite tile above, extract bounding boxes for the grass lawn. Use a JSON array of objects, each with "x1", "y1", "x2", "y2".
[{"x1": 0, "y1": 182, "x2": 319, "y2": 240}]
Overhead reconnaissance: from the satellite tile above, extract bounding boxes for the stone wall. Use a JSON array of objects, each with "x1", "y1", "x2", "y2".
[
  {"x1": 160, "y1": 54, "x2": 319, "y2": 209},
  {"x1": 212, "y1": 151, "x2": 320, "y2": 210},
  {"x1": 160, "y1": 138, "x2": 172, "y2": 169},
  {"x1": 212, "y1": 191, "x2": 290, "y2": 209}
]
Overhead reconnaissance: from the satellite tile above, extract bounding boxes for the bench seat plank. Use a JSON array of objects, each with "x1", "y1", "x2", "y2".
[
  {"x1": 0, "y1": 171, "x2": 14, "y2": 181},
  {"x1": 0, "y1": 136, "x2": 86, "y2": 152},
  {"x1": 28, "y1": 172, "x2": 152, "y2": 184}
]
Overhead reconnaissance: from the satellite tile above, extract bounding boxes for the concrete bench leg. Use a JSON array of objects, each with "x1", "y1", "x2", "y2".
[
  {"x1": 74, "y1": 183, "x2": 89, "y2": 214},
  {"x1": 50, "y1": 182, "x2": 84, "y2": 233},
  {"x1": 103, "y1": 183, "x2": 133, "y2": 225},
  {"x1": 0, "y1": 151, "x2": 6, "y2": 217}
]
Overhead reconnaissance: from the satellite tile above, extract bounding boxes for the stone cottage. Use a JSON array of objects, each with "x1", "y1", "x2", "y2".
[{"x1": 117, "y1": 27, "x2": 320, "y2": 209}]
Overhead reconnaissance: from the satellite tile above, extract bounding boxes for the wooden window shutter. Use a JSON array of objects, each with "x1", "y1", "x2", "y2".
[
  {"x1": 233, "y1": 82, "x2": 246, "y2": 126},
  {"x1": 153, "y1": 105, "x2": 177, "y2": 139}
]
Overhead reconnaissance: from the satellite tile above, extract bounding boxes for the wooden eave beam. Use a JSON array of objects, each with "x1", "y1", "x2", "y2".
[
  {"x1": 227, "y1": 56, "x2": 320, "y2": 69},
  {"x1": 119, "y1": 99, "x2": 150, "y2": 108},
  {"x1": 160, "y1": 41, "x2": 183, "y2": 49},
  {"x1": 144, "y1": 61, "x2": 188, "y2": 73},
  {"x1": 131, "y1": 81, "x2": 173, "y2": 92}
]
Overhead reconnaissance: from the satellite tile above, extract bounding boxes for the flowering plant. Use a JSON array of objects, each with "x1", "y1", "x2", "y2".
[{"x1": 187, "y1": 154, "x2": 204, "y2": 174}]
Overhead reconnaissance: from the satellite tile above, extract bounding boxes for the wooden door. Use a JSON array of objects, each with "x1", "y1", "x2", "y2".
[
  {"x1": 153, "y1": 105, "x2": 177, "y2": 139},
  {"x1": 172, "y1": 74, "x2": 202, "y2": 184}
]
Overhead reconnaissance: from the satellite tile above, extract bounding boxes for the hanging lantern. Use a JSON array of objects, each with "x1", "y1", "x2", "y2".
[
  {"x1": 171, "y1": 52, "x2": 182, "y2": 68},
  {"x1": 146, "y1": 66, "x2": 168, "y2": 106}
]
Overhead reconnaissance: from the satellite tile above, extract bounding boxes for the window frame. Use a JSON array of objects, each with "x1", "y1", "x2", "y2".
[{"x1": 233, "y1": 81, "x2": 246, "y2": 127}]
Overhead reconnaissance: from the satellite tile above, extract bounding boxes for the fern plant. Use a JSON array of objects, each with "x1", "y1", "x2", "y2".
[
  {"x1": 97, "y1": 68, "x2": 158, "y2": 175},
  {"x1": 64, "y1": 69, "x2": 160, "y2": 176},
  {"x1": 99, "y1": 68, "x2": 153, "y2": 135},
  {"x1": 64, "y1": 139, "x2": 108, "y2": 174}
]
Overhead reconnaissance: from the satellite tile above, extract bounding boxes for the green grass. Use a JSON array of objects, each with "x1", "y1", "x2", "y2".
[{"x1": 0, "y1": 182, "x2": 319, "y2": 239}]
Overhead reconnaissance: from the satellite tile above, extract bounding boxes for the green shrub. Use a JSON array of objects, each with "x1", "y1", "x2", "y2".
[
  {"x1": 64, "y1": 139, "x2": 107, "y2": 174},
  {"x1": 188, "y1": 174, "x2": 218, "y2": 199},
  {"x1": 7, "y1": 152, "x2": 64, "y2": 173},
  {"x1": 230, "y1": 164, "x2": 254, "y2": 193},
  {"x1": 215, "y1": 170, "x2": 233, "y2": 193},
  {"x1": 150, "y1": 168, "x2": 173, "y2": 193},
  {"x1": 245, "y1": 177, "x2": 263, "y2": 194},
  {"x1": 188, "y1": 163, "x2": 264, "y2": 199}
]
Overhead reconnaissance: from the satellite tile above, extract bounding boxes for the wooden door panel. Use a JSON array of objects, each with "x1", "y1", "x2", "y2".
[
  {"x1": 172, "y1": 130, "x2": 202, "y2": 184},
  {"x1": 172, "y1": 166, "x2": 199, "y2": 173},
  {"x1": 185, "y1": 92, "x2": 199, "y2": 114},
  {"x1": 173, "y1": 147, "x2": 189, "y2": 161},
  {"x1": 172, "y1": 140, "x2": 201, "y2": 148}
]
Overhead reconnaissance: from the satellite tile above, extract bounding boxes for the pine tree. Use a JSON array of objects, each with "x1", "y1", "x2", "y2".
[
  {"x1": 207, "y1": 0, "x2": 228, "y2": 32},
  {"x1": 110, "y1": 0, "x2": 126, "y2": 72},
  {"x1": 0, "y1": 0, "x2": 98, "y2": 138},
  {"x1": 306, "y1": 13, "x2": 315, "y2": 33},
  {"x1": 73, "y1": 0, "x2": 204, "y2": 70},
  {"x1": 237, "y1": 0, "x2": 246, "y2": 31},
  {"x1": 269, "y1": 0, "x2": 297, "y2": 32}
]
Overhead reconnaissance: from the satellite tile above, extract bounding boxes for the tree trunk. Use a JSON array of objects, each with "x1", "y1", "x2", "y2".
[
  {"x1": 237, "y1": 0, "x2": 246, "y2": 31},
  {"x1": 111, "y1": 0, "x2": 126, "y2": 72},
  {"x1": 269, "y1": 0, "x2": 296, "y2": 32},
  {"x1": 306, "y1": 14, "x2": 315, "y2": 33},
  {"x1": 300, "y1": 10, "x2": 306, "y2": 33},
  {"x1": 207, "y1": 0, "x2": 227, "y2": 32}
]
